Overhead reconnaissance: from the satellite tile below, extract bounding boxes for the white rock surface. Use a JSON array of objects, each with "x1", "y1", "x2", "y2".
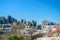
[{"x1": 36, "y1": 37, "x2": 60, "y2": 40}]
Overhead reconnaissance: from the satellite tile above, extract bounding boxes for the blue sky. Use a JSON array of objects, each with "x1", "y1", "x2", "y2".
[{"x1": 0, "y1": 0, "x2": 60, "y2": 24}]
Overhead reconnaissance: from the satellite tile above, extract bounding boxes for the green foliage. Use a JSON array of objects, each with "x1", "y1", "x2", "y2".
[
  {"x1": 7, "y1": 34, "x2": 24, "y2": 40},
  {"x1": 0, "y1": 30, "x2": 4, "y2": 35}
]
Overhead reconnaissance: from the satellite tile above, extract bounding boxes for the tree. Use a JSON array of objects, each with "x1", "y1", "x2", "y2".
[
  {"x1": 0, "y1": 30, "x2": 4, "y2": 40},
  {"x1": 0, "y1": 30, "x2": 4, "y2": 35},
  {"x1": 7, "y1": 34, "x2": 24, "y2": 40}
]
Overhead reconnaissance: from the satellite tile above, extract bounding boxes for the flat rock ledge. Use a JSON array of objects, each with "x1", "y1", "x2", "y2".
[{"x1": 36, "y1": 37, "x2": 60, "y2": 40}]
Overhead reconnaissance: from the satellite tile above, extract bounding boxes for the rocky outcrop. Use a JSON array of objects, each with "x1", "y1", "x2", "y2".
[{"x1": 0, "y1": 16, "x2": 18, "y2": 24}]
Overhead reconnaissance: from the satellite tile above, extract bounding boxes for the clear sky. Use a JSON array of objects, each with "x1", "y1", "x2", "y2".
[{"x1": 0, "y1": 0, "x2": 60, "y2": 24}]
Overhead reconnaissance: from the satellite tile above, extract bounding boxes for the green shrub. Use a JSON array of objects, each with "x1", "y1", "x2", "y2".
[{"x1": 7, "y1": 34, "x2": 24, "y2": 40}]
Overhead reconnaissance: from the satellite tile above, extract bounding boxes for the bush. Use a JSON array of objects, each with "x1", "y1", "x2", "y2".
[
  {"x1": 7, "y1": 34, "x2": 24, "y2": 40},
  {"x1": 0, "y1": 30, "x2": 4, "y2": 35}
]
